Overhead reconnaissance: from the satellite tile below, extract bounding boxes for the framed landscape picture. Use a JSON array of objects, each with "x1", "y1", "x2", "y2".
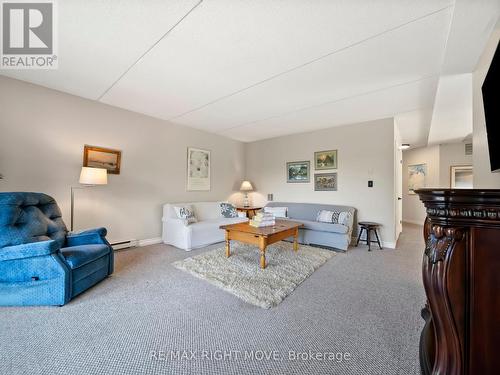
[
  {"x1": 314, "y1": 173, "x2": 337, "y2": 191},
  {"x1": 286, "y1": 161, "x2": 310, "y2": 183},
  {"x1": 314, "y1": 150, "x2": 337, "y2": 170},
  {"x1": 408, "y1": 164, "x2": 427, "y2": 194},
  {"x1": 83, "y1": 145, "x2": 121, "y2": 174},
  {"x1": 187, "y1": 147, "x2": 210, "y2": 191}
]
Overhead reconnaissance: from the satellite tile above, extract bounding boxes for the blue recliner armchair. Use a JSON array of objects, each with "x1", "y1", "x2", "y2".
[{"x1": 0, "y1": 192, "x2": 114, "y2": 306}]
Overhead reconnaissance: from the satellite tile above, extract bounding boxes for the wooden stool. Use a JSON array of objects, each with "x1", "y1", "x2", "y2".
[{"x1": 356, "y1": 222, "x2": 382, "y2": 251}]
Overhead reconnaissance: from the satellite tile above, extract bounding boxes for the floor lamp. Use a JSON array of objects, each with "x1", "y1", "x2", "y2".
[{"x1": 70, "y1": 167, "x2": 108, "y2": 231}]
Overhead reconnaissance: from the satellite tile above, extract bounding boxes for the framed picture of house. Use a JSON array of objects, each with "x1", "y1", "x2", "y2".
[
  {"x1": 83, "y1": 145, "x2": 121, "y2": 174},
  {"x1": 187, "y1": 147, "x2": 211, "y2": 191},
  {"x1": 314, "y1": 150, "x2": 337, "y2": 170},
  {"x1": 408, "y1": 164, "x2": 427, "y2": 194},
  {"x1": 314, "y1": 173, "x2": 337, "y2": 191},
  {"x1": 286, "y1": 161, "x2": 310, "y2": 183}
]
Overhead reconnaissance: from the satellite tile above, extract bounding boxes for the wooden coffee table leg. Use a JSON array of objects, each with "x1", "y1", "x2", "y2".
[
  {"x1": 225, "y1": 232, "x2": 231, "y2": 257},
  {"x1": 293, "y1": 228, "x2": 299, "y2": 251},
  {"x1": 259, "y1": 237, "x2": 267, "y2": 269}
]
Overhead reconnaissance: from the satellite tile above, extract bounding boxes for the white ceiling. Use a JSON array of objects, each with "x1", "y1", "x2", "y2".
[{"x1": 1, "y1": 0, "x2": 499, "y2": 144}]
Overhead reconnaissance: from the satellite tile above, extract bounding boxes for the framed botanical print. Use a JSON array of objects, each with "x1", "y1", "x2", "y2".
[
  {"x1": 408, "y1": 164, "x2": 427, "y2": 194},
  {"x1": 187, "y1": 147, "x2": 210, "y2": 191},
  {"x1": 314, "y1": 173, "x2": 337, "y2": 191},
  {"x1": 314, "y1": 150, "x2": 337, "y2": 170},
  {"x1": 83, "y1": 145, "x2": 121, "y2": 174},
  {"x1": 286, "y1": 161, "x2": 310, "y2": 183}
]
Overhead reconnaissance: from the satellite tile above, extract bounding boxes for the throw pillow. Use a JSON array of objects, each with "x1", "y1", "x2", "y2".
[
  {"x1": 316, "y1": 210, "x2": 352, "y2": 227},
  {"x1": 174, "y1": 205, "x2": 197, "y2": 225},
  {"x1": 220, "y1": 203, "x2": 238, "y2": 218},
  {"x1": 338, "y1": 211, "x2": 353, "y2": 227},
  {"x1": 264, "y1": 206, "x2": 288, "y2": 218},
  {"x1": 316, "y1": 210, "x2": 340, "y2": 223}
]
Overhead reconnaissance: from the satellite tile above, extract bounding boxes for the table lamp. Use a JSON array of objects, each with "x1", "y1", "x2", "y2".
[
  {"x1": 70, "y1": 167, "x2": 108, "y2": 231},
  {"x1": 240, "y1": 180, "x2": 253, "y2": 207}
]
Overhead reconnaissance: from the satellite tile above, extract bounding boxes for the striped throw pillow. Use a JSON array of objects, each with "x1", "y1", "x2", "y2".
[{"x1": 316, "y1": 210, "x2": 352, "y2": 227}]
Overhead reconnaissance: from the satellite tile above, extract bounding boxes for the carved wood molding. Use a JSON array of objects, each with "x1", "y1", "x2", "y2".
[
  {"x1": 422, "y1": 222, "x2": 466, "y2": 375},
  {"x1": 426, "y1": 207, "x2": 500, "y2": 220},
  {"x1": 425, "y1": 224, "x2": 464, "y2": 263}
]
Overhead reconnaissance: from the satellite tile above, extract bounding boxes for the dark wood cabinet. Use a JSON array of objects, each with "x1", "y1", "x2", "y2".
[{"x1": 416, "y1": 189, "x2": 500, "y2": 375}]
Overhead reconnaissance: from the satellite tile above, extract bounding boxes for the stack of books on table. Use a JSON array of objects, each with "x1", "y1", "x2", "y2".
[{"x1": 249, "y1": 212, "x2": 276, "y2": 227}]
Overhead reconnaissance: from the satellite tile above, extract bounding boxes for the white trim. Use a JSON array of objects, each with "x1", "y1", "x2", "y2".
[
  {"x1": 112, "y1": 239, "x2": 138, "y2": 250},
  {"x1": 351, "y1": 237, "x2": 396, "y2": 249},
  {"x1": 138, "y1": 237, "x2": 162, "y2": 247},
  {"x1": 403, "y1": 219, "x2": 424, "y2": 226},
  {"x1": 382, "y1": 241, "x2": 396, "y2": 249}
]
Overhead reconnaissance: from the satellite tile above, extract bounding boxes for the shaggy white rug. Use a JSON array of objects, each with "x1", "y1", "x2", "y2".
[{"x1": 172, "y1": 241, "x2": 335, "y2": 308}]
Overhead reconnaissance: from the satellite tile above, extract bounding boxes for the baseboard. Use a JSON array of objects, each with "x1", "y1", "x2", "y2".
[
  {"x1": 138, "y1": 237, "x2": 162, "y2": 247},
  {"x1": 403, "y1": 220, "x2": 424, "y2": 226},
  {"x1": 382, "y1": 241, "x2": 396, "y2": 249},
  {"x1": 351, "y1": 236, "x2": 396, "y2": 249}
]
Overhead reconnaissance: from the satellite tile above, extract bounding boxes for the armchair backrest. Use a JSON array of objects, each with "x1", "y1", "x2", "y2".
[{"x1": 0, "y1": 192, "x2": 67, "y2": 249}]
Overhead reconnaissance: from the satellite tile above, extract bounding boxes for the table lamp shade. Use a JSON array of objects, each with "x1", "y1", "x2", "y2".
[
  {"x1": 79, "y1": 167, "x2": 108, "y2": 185},
  {"x1": 240, "y1": 180, "x2": 253, "y2": 191}
]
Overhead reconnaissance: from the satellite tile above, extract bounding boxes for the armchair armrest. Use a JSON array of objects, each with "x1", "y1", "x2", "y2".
[
  {"x1": 0, "y1": 240, "x2": 60, "y2": 261},
  {"x1": 69, "y1": 227, "x2": 107, "y2": 237},
  {"x1": 67, "y1": 227, "x2": 109, "y2": 247}
]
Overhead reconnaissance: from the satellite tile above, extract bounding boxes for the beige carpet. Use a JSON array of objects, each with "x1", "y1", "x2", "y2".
[{"x1": 173, "y1": 241, "x2": 335, "y2": 308}]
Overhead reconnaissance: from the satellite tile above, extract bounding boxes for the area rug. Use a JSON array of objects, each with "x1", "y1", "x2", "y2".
[{"x1": 172, "y1": 242, "x2": 335, "y2": 309}]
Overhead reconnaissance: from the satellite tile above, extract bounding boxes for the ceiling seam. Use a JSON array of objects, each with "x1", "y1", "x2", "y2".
[
  {"x1": 235, "y1": 105, "x2": 434, "y2": 143},
  {"x1": 168, "y1": 3, "x2": 454, "y2": 121},
  {"x1": 211, "y1": 74, "x2": 439, "y2": 134},
  {"x1": 97, "y1": 0, "x2": 204, "y2": 101}
]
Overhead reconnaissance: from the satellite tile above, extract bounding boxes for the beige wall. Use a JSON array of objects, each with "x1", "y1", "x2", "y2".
[
  {"x1": 439, "y1": 142, "x2": 473, "y2": 187},
  {"x1": 245, "y1": 118, "x2": 398, "y2": 247},
  {"x1": 0, "y1": 76, "x2": 245, "y2": 243},
  {"x1": 402, "y1": 141, "x2": 472, "y2": 224},
  {"x1": 473, "y1": 25, "x2": 500, "y2": 188},
  {"x1": 402, "y1": 145, "x2": 440, "y2": 225}
]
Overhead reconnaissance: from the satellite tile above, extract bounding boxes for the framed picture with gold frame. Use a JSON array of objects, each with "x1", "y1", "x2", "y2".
[
  {"x1": 83, "y1": 145, "x2": 121, "y2": 174},
  {"x1": 314, "y1": 150, "x2": 337, "y2": 170}
]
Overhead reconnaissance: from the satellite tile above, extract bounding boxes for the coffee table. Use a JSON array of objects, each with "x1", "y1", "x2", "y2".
[{"x1": 220, "y1": 219, "x2": 303, "y2": 269}]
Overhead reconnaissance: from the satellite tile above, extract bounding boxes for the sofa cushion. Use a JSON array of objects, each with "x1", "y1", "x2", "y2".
[
  {"x1": 190, "y1": 217, "x2": 247, "y2": 231},
  {"x1": 266, "y1": 202, "x2": 354, "y2": 223},
  {"x1": 287, "y1": 219, "x2": 349, "y2": 234},
  {"x1": 60, "y1": 244, "x2": 110, "y2": 269}
]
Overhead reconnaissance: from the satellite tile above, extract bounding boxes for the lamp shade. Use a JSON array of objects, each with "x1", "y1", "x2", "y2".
[
  {"x1": 79, "y1": 167, "x2": 108, "y2": 185},
  {"x1": 240, "y1": 180, "x2": 253, "y2": 191}
]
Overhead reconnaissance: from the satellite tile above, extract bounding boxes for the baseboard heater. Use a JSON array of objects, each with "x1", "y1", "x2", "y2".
[{"x1": 111, "y1": 239, "x2": 138, "y2": 251}]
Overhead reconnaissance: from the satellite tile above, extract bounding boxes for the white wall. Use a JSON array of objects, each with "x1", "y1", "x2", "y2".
[
  {"x1": 402, "y1": 145, "x2": 440, "y2": 225},
  {"x1": 245, "y1": 118, "x2": 398, "y2": 247},
  {"x1": 0, "y1": 76, "x2": 245, "y2": 243},
  {"x1": 472, "y1": 24, "x2": 500, "y2": 188}
]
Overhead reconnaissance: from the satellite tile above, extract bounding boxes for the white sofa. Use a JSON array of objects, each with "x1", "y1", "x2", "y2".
[{"x1": 162, "y1": 201, "x2": 248, "y2": 251}]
